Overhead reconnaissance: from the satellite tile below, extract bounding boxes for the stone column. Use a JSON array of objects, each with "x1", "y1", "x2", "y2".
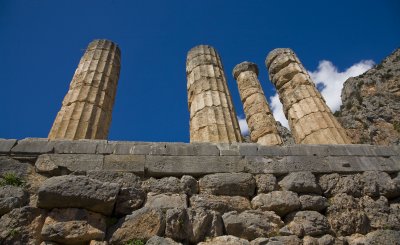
[
  {"x1": 186, "y1": 45, "x2": 242, "y2": 143},
  {"x1": 233, "y1": 62, "x2": 283, "y2": 145},
  {"x1": 266, "y1": 48, "x2": 351, "y2": 144},
  {"x1": 48, "y1": 39, "x2": 121, "y2": 140}
]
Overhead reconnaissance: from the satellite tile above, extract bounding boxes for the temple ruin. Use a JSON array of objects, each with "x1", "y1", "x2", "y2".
[
  {"x1": 186, "y1": 45, "x2": 242, "y2": 143},
  {"x1": 48, "y1": 39, "x2": 121, "y2": 140},
  {"x1": 233, "y1": 62, "x2": 283, "y2": 145},
  {"x1": 266, "y1": 48, "x2": 351, "y2": 144}
]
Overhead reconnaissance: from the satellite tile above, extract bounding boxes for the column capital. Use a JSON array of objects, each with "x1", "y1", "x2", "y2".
[
  {"x1": 265, "y1": 48, "x2": 294, "y2": 68},
  {"x1": 233, "y1": 61, "x2": 259, "y2": 80}
]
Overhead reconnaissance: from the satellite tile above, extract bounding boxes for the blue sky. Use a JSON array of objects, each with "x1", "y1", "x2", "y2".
[{"x1": 0, "y1": 0, "x2": 399, "y2": 142}]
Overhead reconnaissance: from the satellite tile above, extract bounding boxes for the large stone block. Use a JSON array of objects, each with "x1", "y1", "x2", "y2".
[
  {"x1": 115, "y1": 187, "x2": 146, "y2": 217},
  {"x1": 222, "y1": 210, "x2": 284, "y2": 240},
  {"x1": 278, "y1": 172, "x2": 321, "y2": 194},
  {"x1": 107, "y1": 207, "x2": 165, "y2": 244},
  {"x1": 11, "y1": 138, "x2": 55, "y2": 154},
  {"x1": 283, "y1": 211, "x2": 330, "y2": 237},
  {"x1": 41, "y1": 208, "x2": 106, "y2": 244},
  {"x1": 197, "y1": 235, "x2": 250, "y2": 245},
  {"x1": 145, "y1": 193, "x2": 188, "y2": 210},
  {"x1": 37, "y1": 175, "x2": 119, "y2": 215},
  {"x1": 53, "y1": 140, "x2": 100, "y2": 154},
  {"x1": 0, "y1": 185, "x2": 29, "y2": 216},
  {"x1": 145, "y1": 155, "x2": 245, "y2": 177},
  {"x1": 35, "y1": 154, "x2": 104, "y2": 175},
  {"x1": 103, "y1": 154, "x2": 145, "y2": 174},
  {"x1": 86, "y1": 170, "x2": 142, "y2": 188},
  {"x1": 326, "y1": 193, "x2": 369, "y2": 236},
  {"x1": 0, "y1": 207, "x2": 47, "y2": 244},
  {"x1": 199, "y1": 173, "x2": 255, "y2": 197},
  {"x1": 0, "y1": 139, "x2": 17, "y2": 154},
  {"x1": 251, "y1": 191, "x2": 301, "y2": 216},
  {"x1": 142, "y1": 176, "x2": 198, "y2": 195},
  {"x1": 190, "y1": 194, "x2": 251, "y2": 214}
]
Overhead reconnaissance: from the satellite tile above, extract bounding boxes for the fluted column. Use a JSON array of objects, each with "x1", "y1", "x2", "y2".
[
  {"x1": 233, "y1": 62, "x2": 283, "y2": 145},
  {"x1": 48, "y1": 39, "x2": 121, "y2": 140},
  {"x1": 266, "y1": 48, "x2": 351, "y2": 144},
  {"x1": 186, "y1": 45, "x2": 242, "y2": 143}
]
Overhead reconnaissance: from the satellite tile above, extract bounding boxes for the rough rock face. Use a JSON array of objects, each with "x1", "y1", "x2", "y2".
[
  {"x1": 337, "y1": 48, "x2": 400, "y2": 145},
  {"x1": 0, "y1": 207, "x2": 47, "y2": 245},
  {"x1": 41, "y1": 208, "x2": 106, "y2": 244},
  {"x1": 276, "y1": 122, "x2": 295, "y2": 145},
  {"x1": 0, "y1": 185, "x2": 29, "y2": 215},
  {"x1": 222, "y1": 210, "x2": 284, "y2": 240},
  {"x1": 37, "y1": 175, "x2": 119, "y2": 215},
  {"x1": 107, "y1": 207, "x2": 165, "y2": 244}
]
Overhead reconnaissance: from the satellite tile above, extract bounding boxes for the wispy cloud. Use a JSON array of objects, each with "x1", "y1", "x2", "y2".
[
  {"x1": 270, "y1": 60, "x2": 374, "y2": 129},
  {"x1": 238, "y1": 116, "x2": 249, "y2": 136}
]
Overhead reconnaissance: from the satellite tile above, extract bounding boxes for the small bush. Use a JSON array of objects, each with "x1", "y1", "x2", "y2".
[
  {"x1": 0, "y1": 172, "x2": 25, "y2": 187},
  {"x1": 394, "y1": 121, "x2": 400, "y2": 133},
  {"x1": 125, "y1": 240, "x2": 145, "y2": 245}
]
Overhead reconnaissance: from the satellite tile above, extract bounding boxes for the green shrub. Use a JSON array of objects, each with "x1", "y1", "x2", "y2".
[
  {"x1": 393, "y1": 121, "x2": 400, "y2": 133},
  {"x1": 0, "y1": 172, "x2": 25, "y2": 187},
  {"x1": 125, "y1": 240, "x2": 145, "y2": 245}
]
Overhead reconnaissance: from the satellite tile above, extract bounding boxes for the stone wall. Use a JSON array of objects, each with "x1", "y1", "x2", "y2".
[{"x1": 1, "y1": 138, "x2": 400, "y2": 244}]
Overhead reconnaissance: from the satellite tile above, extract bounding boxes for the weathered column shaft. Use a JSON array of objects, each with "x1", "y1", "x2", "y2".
[
  {"x1": 233, "y1": 62, "x2": 283, "y2": 145},
  {"x1": 266, "y1": 48, "x2": 351, "y2": 144},
  {"x1": 48, "y1": 40, "x2": 121, "y2": 140},
  {"x1": 186, "y1": 45, "x2": 242, "y2": 143}
]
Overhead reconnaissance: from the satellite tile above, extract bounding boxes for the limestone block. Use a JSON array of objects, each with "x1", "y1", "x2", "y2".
[
  {"x1": 86, "y1": 170, "x2": 142, "y2": 188},
  {"x1": 103, "y1": 154, "x2": 145, "y2": 174},
  {"x1": 283, "y1": 211, "x2": 330, "y2": 237},
  {"x1": 187, "y1": 45, "x2": 242, "y2": 143},
  {"x1": 197, "y1": 235, "x2": 250, "y2": 245},
  {"x1": 142, "y1": 176, "x2": 198, "y2": 195},
  {"x1": 251, "y1": 191, "x2": 301, "y2": 216},
  {"x1": 364, "y1": 230, "x2": 400, "y2": 245},
  {"x1": 266, "y1": 48, "x2": 351, "y2": 144},
  {"x1": 255, "y1": 174, "x2": 277, "y2": 194},
  {"x1": 222, "y1": 210, "x2": 284, "y2": 240},
  {"x1": 37, "y1": 175, "x2": 119, "y2": 215},
  {"x1": 107, "y1": 207, "x2": 165, "y2": 244},
  {"x1": 11, "y1": 138, "x2": 55, "y2": 154},
  {"x1": 190, "y1": 194, "x2": 251, "y2": 214},
  {"x1": 359, "y1": 196, "x2": 390, "y2": 229},
  {"x1": 278, "y1": 172, "x2": 321, "y2": 194},
  {"x1": 0, "y1": 185, "x2": 29, "y2": 216},
  {"x1": 0, "y1": 207, "x2": 47, "y2": 244},
  {"x1": 299, "y1": 195, "x2": 328, "y2": 212},
  {"x1": 165, "y1": 207, "x2": 223, "y2": 243},
  {"x1": 326, "y1": 193, "x2": 369, "y2": 235},
  {"x1": 146, "y1": 236, "x2": 183, "y2": 245},
  {"x1": 49, "y1": 39, "x2": 121, "y2": 140},
  {"x1": 145, "y1": 193, "x2": 188, "y2": 210},
  {"x1": 233, "y1": 62, "x2": 283, "y2": 145},
  {"x1": 41, "y1": 208, "x2": 106, "y2": 244},
  {"x1": 35, "y1": 154, "x2": 104, "y2": 175},
  {"x1": 115, "y1": 187, "x2": 146, "y2": 216},
  {"x1": 199, "y1": 173, "x2": 255, "y2": 197},
  {"x1": 0, "y1": 139, "x2": 17, "y2": 153}
]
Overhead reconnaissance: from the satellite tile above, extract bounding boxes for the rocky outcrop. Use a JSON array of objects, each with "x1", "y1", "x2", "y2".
[{"x1": 337, "y1": 48, "x2": 400, "y2": 145}]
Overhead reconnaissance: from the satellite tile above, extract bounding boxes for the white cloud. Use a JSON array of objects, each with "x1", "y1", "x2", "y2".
[
  {"x1": 269, "y1": 59, "x2": 374, "y2": 130},
  {"x1": 309, "y1": 60, "x2": 374, "y2": 112},
  {"x1": 270, "y1": 93, "x2": 289, "y2": 128},
  {"x1": 238, "y1": 116, "x2": 249, "y2": 136}
]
